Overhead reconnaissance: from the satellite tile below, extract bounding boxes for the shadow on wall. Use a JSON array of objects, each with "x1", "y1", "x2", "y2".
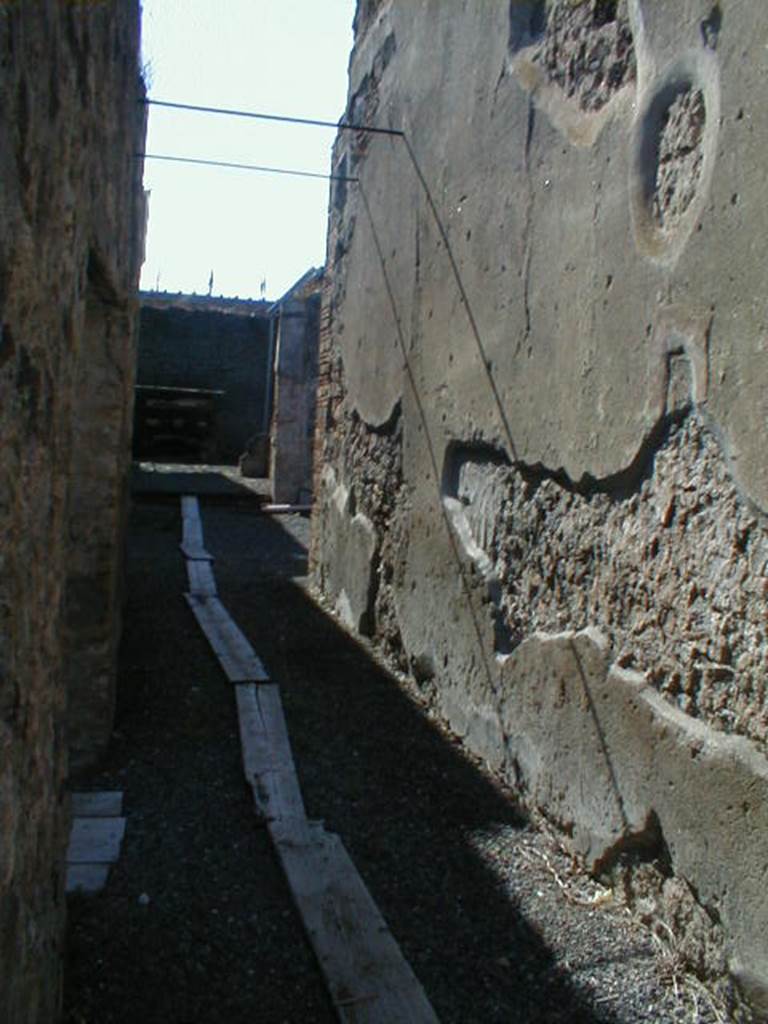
[
  {"x1": 187, "y1": 505, "x2": 656, "y2": 1023},
  {"x1": 64, "y1": 500, "x2": 648, "y2": 1024},
  {"x1": 235, "y1": 575, "x2": 631, "y2": 1024},
  {"x1": 129, "y1": 463, "x2": 270, "y2": 503}
]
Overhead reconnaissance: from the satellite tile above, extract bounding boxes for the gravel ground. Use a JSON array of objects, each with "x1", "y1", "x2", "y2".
[
  {"x1": 65, "y1": 494, "x2": 728, "y2": 1024},
  {"x1": 64, "y1": 501, "x2": 333, "y2": 1024}
]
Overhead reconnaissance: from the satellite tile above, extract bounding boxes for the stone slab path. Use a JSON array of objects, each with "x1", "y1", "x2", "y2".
[
  {"x1": 66, "y1": 792, "x2": 125, "y2": 894},
  {"x1": 179, "y1": 494, "x2": 439, "y2": 1023},
  {"x1": 63, "y1": 487, "x2": 729, "y2": 1024}
]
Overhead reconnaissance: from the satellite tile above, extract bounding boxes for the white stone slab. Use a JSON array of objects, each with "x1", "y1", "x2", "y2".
[
  {"x1": 184, "y1": 593, "x2": 269, "y2": 682},
  {"x1": 71, "y1": 791, "x2": 124, "y2": 817},
  {"x1": 66, "y1": 863, "x2": 111, "y2": 894},
  {"x1": 67, "y1": 817, "x2": 126, "y2": 864}
]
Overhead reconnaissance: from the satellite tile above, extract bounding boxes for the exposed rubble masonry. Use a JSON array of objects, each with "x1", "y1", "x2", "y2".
[{"x1": 312, "y1": 0, "x2": 768, "y2": 1012}]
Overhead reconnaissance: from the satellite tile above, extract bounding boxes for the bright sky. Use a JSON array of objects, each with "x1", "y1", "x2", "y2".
[{"x1": 139, "y1": 0, "x2": 355, "y2": 301}]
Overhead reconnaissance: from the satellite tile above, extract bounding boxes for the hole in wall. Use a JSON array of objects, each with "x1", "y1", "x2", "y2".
[
  {"x1": 653, "y1": 86, "x2": 706, "y2": 232},
  {"x1": 526, "y1": 0, "x2": 636, "y2": 113},
  {"x1": 700, "y1": 4, "x2": 722, "y2": 50},
  {"x1": 629, "y1": 50, "x2": 720, "y2": 263},
  {"x1": 593, "y1": 0, "x2": 618, "y2": 27},
  {"x1": 508, "y1": 1, "x2": 548, "y2": 53},
  {"x1": 87, "y1": 249, "x2": 121, "y2": 307},
  {"x1": 666, "y1": 352, "x2": 694, "y2": 415},
  {"x1": 442, "y1": 442, "x2": 510, "y2": 501}
]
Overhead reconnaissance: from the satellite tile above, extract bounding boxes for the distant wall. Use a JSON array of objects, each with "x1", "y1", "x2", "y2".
[
  {"x1": 136, "y1": 300, "x2": 271, "y2": 462},
  {"x1": 313, "y1": 0, "x2": 768, "y2": 1010},
  {"x1": 0, "y1": 3, "x2": 146, "y2": 1020},
  {"x1": 270, "y1": 279, "x2": 322, "y2": 504}
]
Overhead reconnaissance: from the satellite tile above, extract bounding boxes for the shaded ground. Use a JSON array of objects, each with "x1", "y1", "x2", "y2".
[
  {"x1": 130, "y1": 461, "x2": 272, "y2": 501},
  {"x1": 65, "y1": 492, "x2": 717, "y2": 1024}
]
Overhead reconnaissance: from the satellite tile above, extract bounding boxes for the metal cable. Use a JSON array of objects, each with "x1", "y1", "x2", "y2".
[
  {"x1": 143, "y1": 98, "x2": 405, "y2": 138},
  {"x1": 139, "y1": 152, "x2": 358, "y2": 182}
]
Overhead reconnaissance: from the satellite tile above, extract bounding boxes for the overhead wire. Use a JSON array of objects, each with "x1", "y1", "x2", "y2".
[
  {"x1": 140, "y1": 0, "x2": 742, "y2": 737},
  {"x1": 139, "y1": 95, "x2": 522, "y2": 683},
  {"x1": 138, "y1": 97, "x2": 517, "y2": 460},
  {"x1": 139, "y1": 152, "x2": 358, "y2": 182},
  {"x1": 358, "y1": 181, "x2": 504, "y2": 697},
  {"x1": 142, "y1": 98, "x2": 405, "y2": 137}
]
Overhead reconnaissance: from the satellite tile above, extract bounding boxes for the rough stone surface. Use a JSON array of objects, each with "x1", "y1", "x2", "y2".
[
  {"x1": 653, "y1": 86, "x2": 706, "y2": 230},
  {"x1": 314, "y1": 468, "x2": 378, "y2": 634},
  {"x1": 445, "y1": 417, "x2": 768, "y2": 746},
  {"x1": 493, "y1": 628, "x2": 768, "y2": 1005},
  {"x1": 313, "y1": 400, "x2": 405, "y2": 657},
  {"x1": 313, "y1": 0, "x2": 768, "y2": 1010},
  {"x1": 65, "y1": 268, "x2": 138, "y2": 768},
  {"x1": 0, "y1": 4, "x2": 145, "y2": 1021},
  {"x1": 269, "y1": 275, "x2": 322, "y2": 504},
  {"x1": 529, "y1": 0, "x2": 636, "y2": 112}
]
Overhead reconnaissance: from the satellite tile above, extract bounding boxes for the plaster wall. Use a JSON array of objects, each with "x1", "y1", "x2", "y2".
[
  {"x1": 313, "y1": 0, "x2": 768, "y2": 1007},
  {"x1": 0, "y1": 4, "x2": 145, "y2": 1019}
]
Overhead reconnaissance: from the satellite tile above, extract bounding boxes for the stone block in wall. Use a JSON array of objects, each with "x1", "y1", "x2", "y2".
[
  {"x1": 318, "y1": 468, "x2": 377, "y2": 634},
  {"x1": 494, "y1": 628, "x2": 768, "y2": 1005},
  {"x1": 270, "y1": 292, "x2": 321, "y2": 504}
]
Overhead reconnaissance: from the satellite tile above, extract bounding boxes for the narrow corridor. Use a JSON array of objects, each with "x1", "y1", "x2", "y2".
[{"x1": 65, "y1": 470, "x2": 713, "y2": 1024}]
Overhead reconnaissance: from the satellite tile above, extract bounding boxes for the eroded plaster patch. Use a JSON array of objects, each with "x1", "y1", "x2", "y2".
[
  {"x1": 442, "y1": 416, "x2": 768, "y2": 746},
  {"x1": 629, "y1": 47, "x2": 721, "y2": 263},
  {"x1": 508, "y1": 0, "x2": 636, "y2": 146},
  {"x1": 531, "y1": 0, "x2": 636, "y2": 113}
]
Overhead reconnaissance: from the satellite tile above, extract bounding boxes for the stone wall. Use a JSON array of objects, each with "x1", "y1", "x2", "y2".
[
  {"x1": 65, "y1": 256, "x2": 142, "y2": 770},
  {"x1": 0, "y1": 3, "x2": 145, "y2": 1020},
  {"x1": 136, "y1": 297, "x2": 272, "y2": 463},
  {"x1": 312, "y1": 0, "x2": 768, "y2": 1010},
  {"x1": 270, "y1": 271, "x2": 323, "y2": 504}
]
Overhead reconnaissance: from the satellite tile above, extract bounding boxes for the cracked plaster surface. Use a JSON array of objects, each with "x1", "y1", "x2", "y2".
[
  {"x1": 314, "y1": 0, "x2": 768, "y2": 1002},
  {"x1": 317, "y1": 0, "x2": 768, "y2": 740}
]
